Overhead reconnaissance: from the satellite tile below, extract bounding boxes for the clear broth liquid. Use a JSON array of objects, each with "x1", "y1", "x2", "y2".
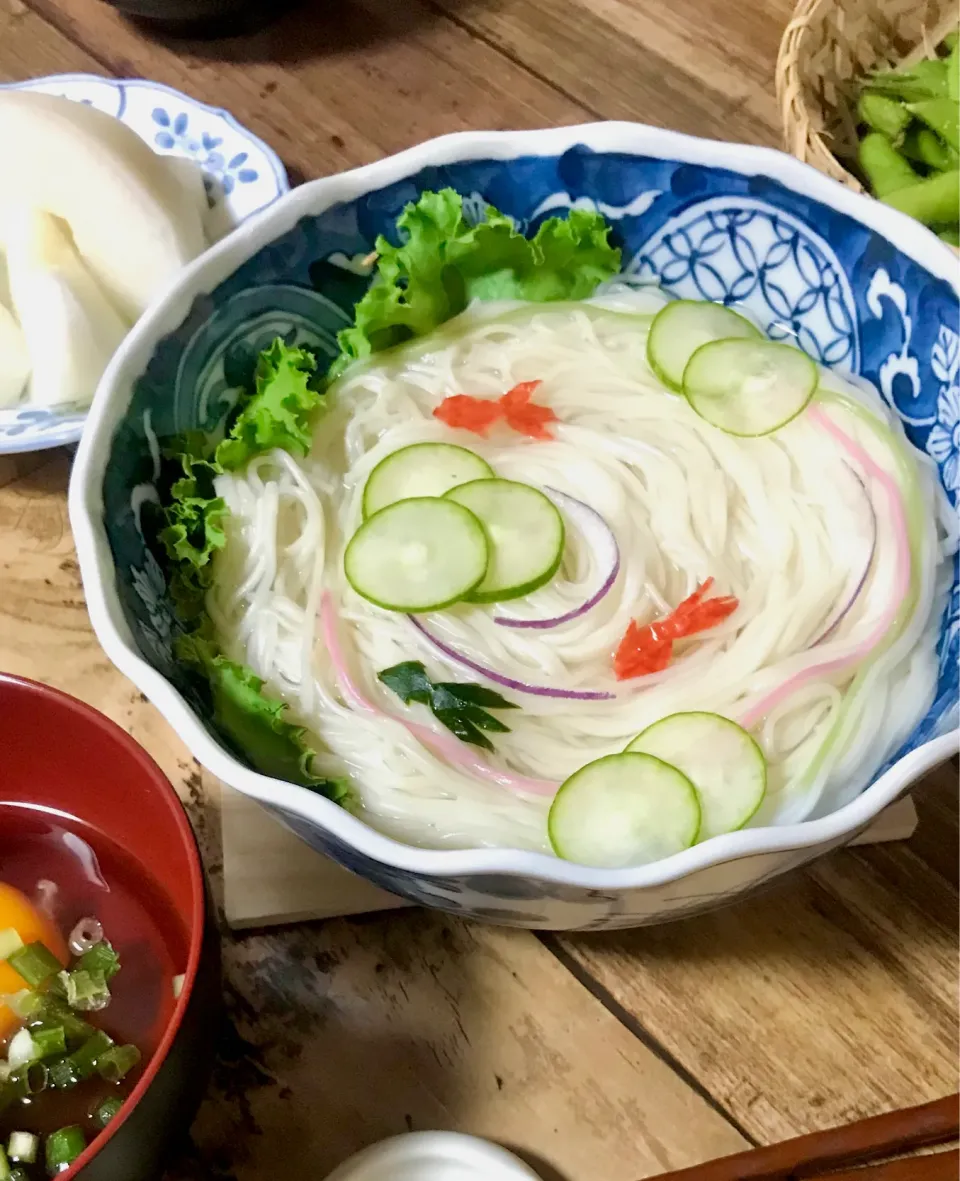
[{"x1": 0, "y1": 806, "x2": 188, "y2": 1141}]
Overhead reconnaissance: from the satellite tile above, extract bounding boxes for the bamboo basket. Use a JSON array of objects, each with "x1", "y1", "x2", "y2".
[{"x1": 777, "y1": 0, "x2": 958, "y2": 193}]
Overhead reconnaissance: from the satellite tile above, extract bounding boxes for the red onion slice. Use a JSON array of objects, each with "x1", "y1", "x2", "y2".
[
  {"x1": 409, "y1": 614, "x2": 616, "y2": 700},
  {"x1": 494, "y1": 487, "x2": 620, "y2": 630},
  {"x1": 813, "y1": 466, "x2": 878, "y2": 646},
  {"x1": 320, "y1": 593, "x2": 557, "y2": 796}
]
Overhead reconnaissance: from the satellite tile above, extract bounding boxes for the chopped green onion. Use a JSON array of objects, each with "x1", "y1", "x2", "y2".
[
  {"x1": 6, "y1": 1133, "x2": 37, "y2": 1165},
  {"x1": 95, "y1": 1044, "x2": 141, "y2": 1084},
  {"x1": 75, "y1": 941, "x2": 120, "y2": 982},
  {"x1": 45, "y1": 1126, "x2": 86, "y2": 1175},
  {"x1": 0, "y1": 1145, "x2": 10, "y2": 1181},
  {"x1": 6, "y1": 942, "x2": 61, "y2": 989},
  {"x1": 17, "y1": 1062, "x2": 49, "y2": 1096},
  {"x1": 22, "y1": 995, "x2": 94, "y2": 1047},
  {"x1": 0, "y1": 930, "x2": 24, "y2": 962},
  {"x1": 47, "y1": 1058, "x2": 80, "y2": 1092},
  {"x1": 30, "y1": 1026, "x2": 66, "y2": 1060},
  {"x1": 64, "y1": 1030, "x2": 114, "y2": 1083},
  {"x1": 91, "y1": 1095, "x2": 124, "y2": 1129},
  {"x1": 2, "y1": 991, "x2": 32, "y2": 1020},
  {"x1": 57, "y1": 968, "x2": 111, "y2": 1013},
  {"x1": 6, "y1": 1029, "x2": 37, "y2": 1071}
]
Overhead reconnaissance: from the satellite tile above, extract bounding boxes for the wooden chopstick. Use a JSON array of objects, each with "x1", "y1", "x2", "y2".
[
  {"x1": 824, "y1": 1148, "x2": 959, "y2": 1181},
  {"x1": 646, "y1": 1094, "x2": 959, "y2": 1180}
]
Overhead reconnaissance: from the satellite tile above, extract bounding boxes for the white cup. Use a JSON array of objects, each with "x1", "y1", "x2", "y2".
[{"x1": 323, "y1": 1132, "x2": 545, "y2": 1181}]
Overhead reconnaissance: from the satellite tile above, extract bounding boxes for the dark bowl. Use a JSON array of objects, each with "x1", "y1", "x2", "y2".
[
  {"x1": 0, "y1": 674, "x2": 221, "y2": 1181},
  {"x1": 99, "y1": 0, "x2": 296, "y2": 36}
]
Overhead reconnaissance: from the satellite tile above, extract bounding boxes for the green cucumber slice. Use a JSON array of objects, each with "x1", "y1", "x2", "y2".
[
  {"x1": 646, "y1": 299, "x2": 760, "y2": 391},
  {"x1": 444, "y1": 479, "x2": 564, "y2": 603},
  {"x1": 344, "y1": 497, "x2": 488, "y2": 612},
  {"x1": 362, "y1": 442, "x2": 494, "y2": 518},
  {"x1": 626, "y1": 711, "x2": 766, "y2": 841},
  {"x1": 683, "y1": 338, "x2": 818, "y2": 436},
  {"x1": 549, "y1": 752, "x2": 701, "y2": 867}
]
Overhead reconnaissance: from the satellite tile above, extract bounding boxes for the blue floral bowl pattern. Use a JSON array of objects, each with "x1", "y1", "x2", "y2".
[
  {"x1": 70, "y1": 124, "x2": 960, "y2": 929},
  {"x1": 0, "y1": 74, "x2": 289, "y2": 455}
]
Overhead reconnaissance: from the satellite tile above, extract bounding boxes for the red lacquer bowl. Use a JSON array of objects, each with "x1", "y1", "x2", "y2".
[{"x1": 0, "y1": 674, "x2": 220, "y2": 1181}]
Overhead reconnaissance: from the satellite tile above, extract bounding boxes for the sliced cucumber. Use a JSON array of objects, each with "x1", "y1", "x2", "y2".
[
  {"x1": 344, "y1": 497, "x2": 489, "y2": 612},
  {"x1": 626, "y1": 711, "x2": 766, "y2": 841},
  {"x1": 362, "y1": 442, "x2": 494, "y2": 518},
  {"x1": 683, "y1": 338, "x2": 817, "y2": 436},
  {"x1": 445, "y1": 479, "x2": 565, "y2": 603},
  {"x1": 549, "y1": 752, "x2": 701, "y2": 867},
  {"x1": 646, "y1": 299, "x2": 760, "y2": 391}
]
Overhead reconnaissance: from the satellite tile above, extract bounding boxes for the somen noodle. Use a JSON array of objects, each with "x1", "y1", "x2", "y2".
[{"x1": 203, "y1": 293, "x2": 956, "y2": 855}]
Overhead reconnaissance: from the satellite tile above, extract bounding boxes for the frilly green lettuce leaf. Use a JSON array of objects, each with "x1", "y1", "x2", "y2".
[
  {"x1": 216, "y1": 338, "x2": 324, "y2": 471},
  {"x1": 330, "y1": 189, "x2": 621, "y2": 377},
  {"x1": 177, "y1": 630, "x2": 347, "y2": 800}
]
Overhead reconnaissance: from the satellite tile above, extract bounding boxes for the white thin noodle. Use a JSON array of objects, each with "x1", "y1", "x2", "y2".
[{"x1": 208, "y1": 296, "x2": 955, "y2": 855}]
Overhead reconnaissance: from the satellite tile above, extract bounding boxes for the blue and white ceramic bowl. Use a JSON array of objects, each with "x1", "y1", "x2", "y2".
[
  {"x1": 70, "y1": 124, "x2": 960, "y2": 930},
  {"x1": 0, "y1": 73, "x2": 288, "y2": 455}
]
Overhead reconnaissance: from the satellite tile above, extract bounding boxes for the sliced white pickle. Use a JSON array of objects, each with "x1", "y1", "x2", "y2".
[
  {"x1": 646, "y1": 299, "x2": 760, "y2": 391},
  {"x1": 626, "y1": 711, "x2": 766, "y2": 841},
  {"x1": 445, "y1": 478, "x2": 565, "y2": 603},
  {"x1": 683, "y1": 338, "x2": 817, "y2": 436},
  {"x1": 548, "y1": 752, "x2": 701, "y2": 868},
  {"x1": 362, "y1": 442, "x2": 494, "y2": 518},
  {"x1": 344, "y1": 497, "x2": 489, "y2": 612}
]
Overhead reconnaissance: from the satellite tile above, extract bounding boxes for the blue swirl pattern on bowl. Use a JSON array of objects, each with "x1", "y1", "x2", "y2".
[
  {"x1": 0, "y1": 74, "x2": 289, "y2": 455},
  {"x1": 85, "y1": 134, "x2": 959, "y2": 927}
]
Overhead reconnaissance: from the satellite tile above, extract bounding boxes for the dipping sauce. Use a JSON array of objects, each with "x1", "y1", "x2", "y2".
[{"x1": 0, "y1": 807, "x2": 188, "y2": 1176}]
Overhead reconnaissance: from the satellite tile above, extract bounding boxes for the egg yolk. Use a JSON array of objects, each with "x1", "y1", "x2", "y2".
[{"x1": 0, "y1": 883, "x2": 69, "y2": 1040}]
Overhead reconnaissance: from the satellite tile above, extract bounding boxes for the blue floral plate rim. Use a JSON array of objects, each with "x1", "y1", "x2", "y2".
[
  {"x1": 0, "y1": 72, "x2": 290, "y2": 456},
  {"x1": 70, "y1": 121, "x2": 960, "y2": 891}
]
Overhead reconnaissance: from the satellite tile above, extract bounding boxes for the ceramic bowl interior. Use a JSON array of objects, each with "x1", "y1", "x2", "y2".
[
  {"x1": 70, "y1": 124, "x2": 960, "y2": 926},
  {"x1": 0, "y1": 674, "x2": 214, "y2": 1181},
  {"x1": 0, "y1": 73, "x2": 289, "y2": 455}
]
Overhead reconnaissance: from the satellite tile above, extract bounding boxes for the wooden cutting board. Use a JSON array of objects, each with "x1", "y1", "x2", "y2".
[{"x1": 221, "y1": 786, "x2": 918, "y2": 929}]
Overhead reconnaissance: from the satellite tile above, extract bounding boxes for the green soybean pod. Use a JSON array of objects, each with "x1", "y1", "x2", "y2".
[
  {"x1": 901, "y1": 126, "x2": 959, "y2": 171},
  {"x1": 908, "y1": 98, "x2": 960, "y2": 152},
  {"x1": 883, "y1": 169, "x2": 960, "y2": 227},
  {"x1": 857, "y1": 92, "x2": 911, "y2": 141},
  {"x1": 858, "y1": 132, "x2": 921, "y2": 197}
]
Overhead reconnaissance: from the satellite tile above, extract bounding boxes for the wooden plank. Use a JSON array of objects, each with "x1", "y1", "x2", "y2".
[
  {"x1": 0, "y1": 441, "x2": 749, "y2": 1181},
  {"x1": 0, "y1": 0, "x2": 107, "y2": 79},
  {"x1": 19, "y1": 0, "x2": 589, "y2": 183},
  {"x1": 173, "y1": 912, "x2": 747, "y2": 1181},
  {"x1": 222, "y1": 787, "x2": 409, "y2": 928},
  {"x1": 552, "y1": 766, "x2": 959, "y2": 1149},
  {"x1": 429, "y1": 0, "x2": 794, "y2": 145}
]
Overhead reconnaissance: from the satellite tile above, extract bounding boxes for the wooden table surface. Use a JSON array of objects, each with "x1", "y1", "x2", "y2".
[{"x1": 1, "y1": 1, "x2": 958, "y2": 1178}]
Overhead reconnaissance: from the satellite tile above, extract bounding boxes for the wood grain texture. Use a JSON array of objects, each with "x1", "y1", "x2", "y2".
[
  {"x1": 430, "y1": 0, "x2": 794, "y2": 144},
  {"x1": 2, "y1": 2, "x2": 958, "y2": 1175},
  {"x1": 17, "y1": 0, "x2": 589, "y2": 182},
  {"x1": 0, "y1": 453, "x2": 748, "y2": 1181},
  {"x1": 173, "y1": 914, "x2": 747, "y2": 1181},
  {"x1": 551, "y1": 762, "x2": 959, "y2": 1147}
]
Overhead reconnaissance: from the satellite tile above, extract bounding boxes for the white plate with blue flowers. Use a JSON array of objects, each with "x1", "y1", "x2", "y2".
[{"x1": 0, "y1": 73, "x2": 289, "y2": 455}]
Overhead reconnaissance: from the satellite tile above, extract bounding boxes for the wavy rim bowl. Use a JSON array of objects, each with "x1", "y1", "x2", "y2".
[
  {"x1": 68, "y1": 121, "x2": 960, "y2": 893},
  {"x1": 0, "y1": 673, "x2": 207, "y2": 1181}
]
